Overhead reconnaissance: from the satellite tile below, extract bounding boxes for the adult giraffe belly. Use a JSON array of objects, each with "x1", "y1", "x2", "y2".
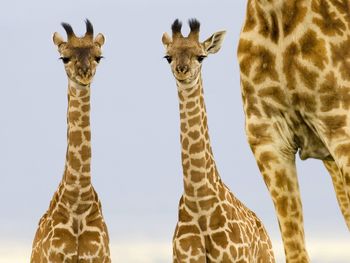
[
  {"x1": 286, "y1": 109, "x2": 333, "y2": 161},
  {"x1": 241, "y1": 79, "x2": 333, "y2": 161}
]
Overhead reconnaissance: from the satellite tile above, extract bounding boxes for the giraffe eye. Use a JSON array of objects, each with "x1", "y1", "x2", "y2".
[
  {"x1": 197, "y1": 55, "x2": 207, "y2": 63},
  {"x1": 164, "y1": 55, "x2": 172, "y2": 64},
  {"x1": 95, "y1": 56, "x2": 104, "y2": 63},
  {"x1": 60, "y1": 57, "x2": 70, "y2": 64}
]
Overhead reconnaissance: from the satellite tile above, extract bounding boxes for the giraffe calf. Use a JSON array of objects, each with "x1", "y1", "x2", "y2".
[
  {"x1": 163, "y1": 19, "x2": 275, "y2": 263},
  {"x1": 30, "y1": 20, "x2": 110, "y2": 263}
]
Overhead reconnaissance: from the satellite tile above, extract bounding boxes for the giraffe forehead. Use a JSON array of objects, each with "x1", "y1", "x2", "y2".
[
  {"x1": 168, "y1": 42, "x2": 203, "y2": 57},
  {"x1": 62, "y1": 46, "x2": 101, "y2": 57},
  {"x1": 173, "y1": 37, "x2": 202, "y2": 48}
]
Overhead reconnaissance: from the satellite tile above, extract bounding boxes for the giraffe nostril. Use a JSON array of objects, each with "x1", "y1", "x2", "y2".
[{"x1": 176, "y1": 65, "x2": 189, "y2": 74}]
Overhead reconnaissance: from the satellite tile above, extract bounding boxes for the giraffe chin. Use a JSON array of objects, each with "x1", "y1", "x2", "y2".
[
  {"x1": 176, "y1": 78, "x2": 192, "y2": 84},
  {"x1": 175, "y1": 74, "x2": 200, "y2": 91},
  {"x1": 176, "y1": 79, "x2": 198, "y2": 92},
  {"x1": 72, "y1": 77, "x2": 92, "y2": 88},
  {"x1": 175, "y1": 74, "x2": 197, "y2": 84}
]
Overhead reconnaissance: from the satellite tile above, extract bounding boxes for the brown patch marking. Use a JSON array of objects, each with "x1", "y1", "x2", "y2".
[
  {"x1": 205, "y1": 235, "x2": 221, "y2": 259},
  {"x1": 331, "y1": 36, "x2": 350, "y2": 81},
  {"x1": 177, "y1": 225, "x2": 200, "y2": 237},
  {"x1": 259, "y1": 151, "x2": 279, "y2": 171},
  {"x1": 197, "y1": 183, "x2": 216, "y2": 197},
  {"x1": 191, "y1": 157, "x2": 206, "y2": 168},
  {"x1": 79, "y1": 230, "x2": 100, "y2": 254},
  {"x1": 247, "y1": 123, "x2": 272, "y2": 146},
  {"x1": 199, "y1": 197, "x2": 218, "y2": 211},
  {"x1": 243, "y1": 0, "x2": 257, "y2": 32},
  {"x1": 52, "y1": 228, "x2": 76, "y2": 254},
  {"x1": 275, "y1": 169, "x2": 294, "y2": 191},
  {"x1": 68, "y1": 151, "x2": 81, "y2": 171},
  {"x1": 191, "y1": 170, "x2": 204, "y2": 183},
  {"x1": 238, "y1": 40, "x2": 279, "y2": 84},
  {"x1": 198, "y1": 215, "x2": 207, "y2": 231},
  {"x1": 283, "y1": 42, "x2": 319, "y2": 90},
  {"x1": 283, "y1": 220, "x2": 299, "y2": 238},
  {"x1": 319, "y1": 72, "x2": 341, "y2": 111},
  {"x1": 258, "y1": 86, "x2": 287, "y2": 106},
  {"x1": 291, "y1": 92, "x2": 317, "y2": 112},
  {"x1": 179, "y1": 207, "x2": 193, "y2": 222},
  {"x1": 81, "y1": 115, "x2": 90, "y2": 128},
  {"x1": 241, "y1": 80, "x2": 262, "y2": 118},
  {"x1": 276, "y1": 196, "x2": 289, "y2": 218},
  {"x1": 179, "y1": 235, "x2": 203, "y2": 255},
  {"x1": 69, "y1": 111, "x2": 81, "y2": 123},
  {"x1": 282, "y1": 0, "x2": 308, "y2": 36},
  {"x1": 83, "y1": 131, "x2": 91, "y2": 141},
  {"x1": 227, "y1": 222, "x2": 242, "y2": 243},
  {"x1": 212, "y1": 231, "x2": 228, "y2": 249},
  {"x1": 321, "y1": 115, "x2": 347, "y2": 139},
  {"x1": 312, "y1": 0, "x2": 346, "y2": 36},
  {"x1": 335, "y1": 143, "x2": 350, "y2": 165},
  {"x1": 209, "y1": 206, "x2": 226, "y2": 230},
  {"x1": 299, "y1": 29, "x2": 328, "y2": 69},
  {"x1": 80, "y1": 145, "x2": 91, "y2": 162}
]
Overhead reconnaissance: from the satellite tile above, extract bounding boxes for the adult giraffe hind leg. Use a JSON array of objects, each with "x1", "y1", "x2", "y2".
[
  {"x1": 246, "y1": 120, "x2": 310, "y2": 263},
  {"x1": 322, "y1": 156, "x2": 350, "y2": 230},
  {"x1": 313, "y1": 115, "x2": 350, "y2": 229},
  {"x1": 323, "y1": 160, "x2": 350, "y2": 229}
]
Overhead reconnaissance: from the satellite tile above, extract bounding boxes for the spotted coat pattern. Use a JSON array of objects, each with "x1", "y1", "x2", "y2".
[
  {"x1": 238, "y1": 1, "x2": 350, "y2": 262},
  {"x1": 30, "y1": 88, "x2": 110, "y2": 263},
  {"x1": 30, "y1": 20, "x2": 110, "y2": 263},
  {"x1": 173, "y1": 79, "x2": 275, "y2": 263}
]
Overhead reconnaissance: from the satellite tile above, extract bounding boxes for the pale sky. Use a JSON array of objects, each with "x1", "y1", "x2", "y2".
[{"x1": 0, "y1": 0, "x2": 349, "y2": 262}]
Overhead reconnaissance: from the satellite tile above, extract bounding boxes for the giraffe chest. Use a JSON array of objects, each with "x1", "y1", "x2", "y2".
[{"x1": 44, "y1": 184, "x2": 102, "y2": 231}]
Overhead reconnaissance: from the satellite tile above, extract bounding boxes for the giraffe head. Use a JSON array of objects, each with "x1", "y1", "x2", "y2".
[
  {"x1": 162, "y1": 19, "x2": 226, "y2": 87},
  {"x1": 53, "y1": 19, "x2": 105, "y2": 87}
]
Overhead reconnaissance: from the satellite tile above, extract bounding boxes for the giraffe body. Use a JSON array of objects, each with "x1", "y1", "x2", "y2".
[
  {"x1": 163, "y1": 19, "x2": 275, "y2": 263},
  {"x1": 238, "y1": 1, "x2": 350, "y2": 262},
  {"x1": 31, "y1": 21, "x2": 110, "y2": 262}
]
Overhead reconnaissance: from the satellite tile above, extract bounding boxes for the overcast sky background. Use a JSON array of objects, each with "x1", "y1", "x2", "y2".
[{"x1": 0, "y1": 0, "x2": 349, "y2": 262}]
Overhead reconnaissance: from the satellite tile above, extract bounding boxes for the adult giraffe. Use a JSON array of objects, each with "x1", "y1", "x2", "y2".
[{"x1": 238, "y1": 0, "x2": 350, "y2": 262}]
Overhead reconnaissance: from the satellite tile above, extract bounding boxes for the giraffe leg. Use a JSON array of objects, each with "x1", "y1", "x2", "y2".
[
  {"x1": 322, "y1": 160, "x2": 350, "y2": 229},
  {"x1": 310, "y1": 117, "x2": 350, "y2": 229},
  {"x1": 255, "y1": 149, "x2": 309, "y2": 262},
  {"x1": 246, "y1": 122, "x2": 309, "y2": 263}
]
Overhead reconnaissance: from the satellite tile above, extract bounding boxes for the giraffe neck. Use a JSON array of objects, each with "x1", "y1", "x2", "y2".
[
  {"x1": 177, "y1": 75, "x2": 221, "y2": 199},
  {"x1": 62, "y1": 81, "x2": 92, "y2": 190}
]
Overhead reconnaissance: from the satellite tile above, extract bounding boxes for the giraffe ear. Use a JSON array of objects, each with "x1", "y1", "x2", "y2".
[
  {"x1": 202, "y1": 30, "x2": 226, "y2": 54},
  {"x1": 162, "y1": 32, "x2": 172, "y2": 47},
  {"x1": 94, "y1": 33, "x2": 105, "y2": 47},
  {"x1": 53, "y1": 32, "x2": 65, "y2": 47}
]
